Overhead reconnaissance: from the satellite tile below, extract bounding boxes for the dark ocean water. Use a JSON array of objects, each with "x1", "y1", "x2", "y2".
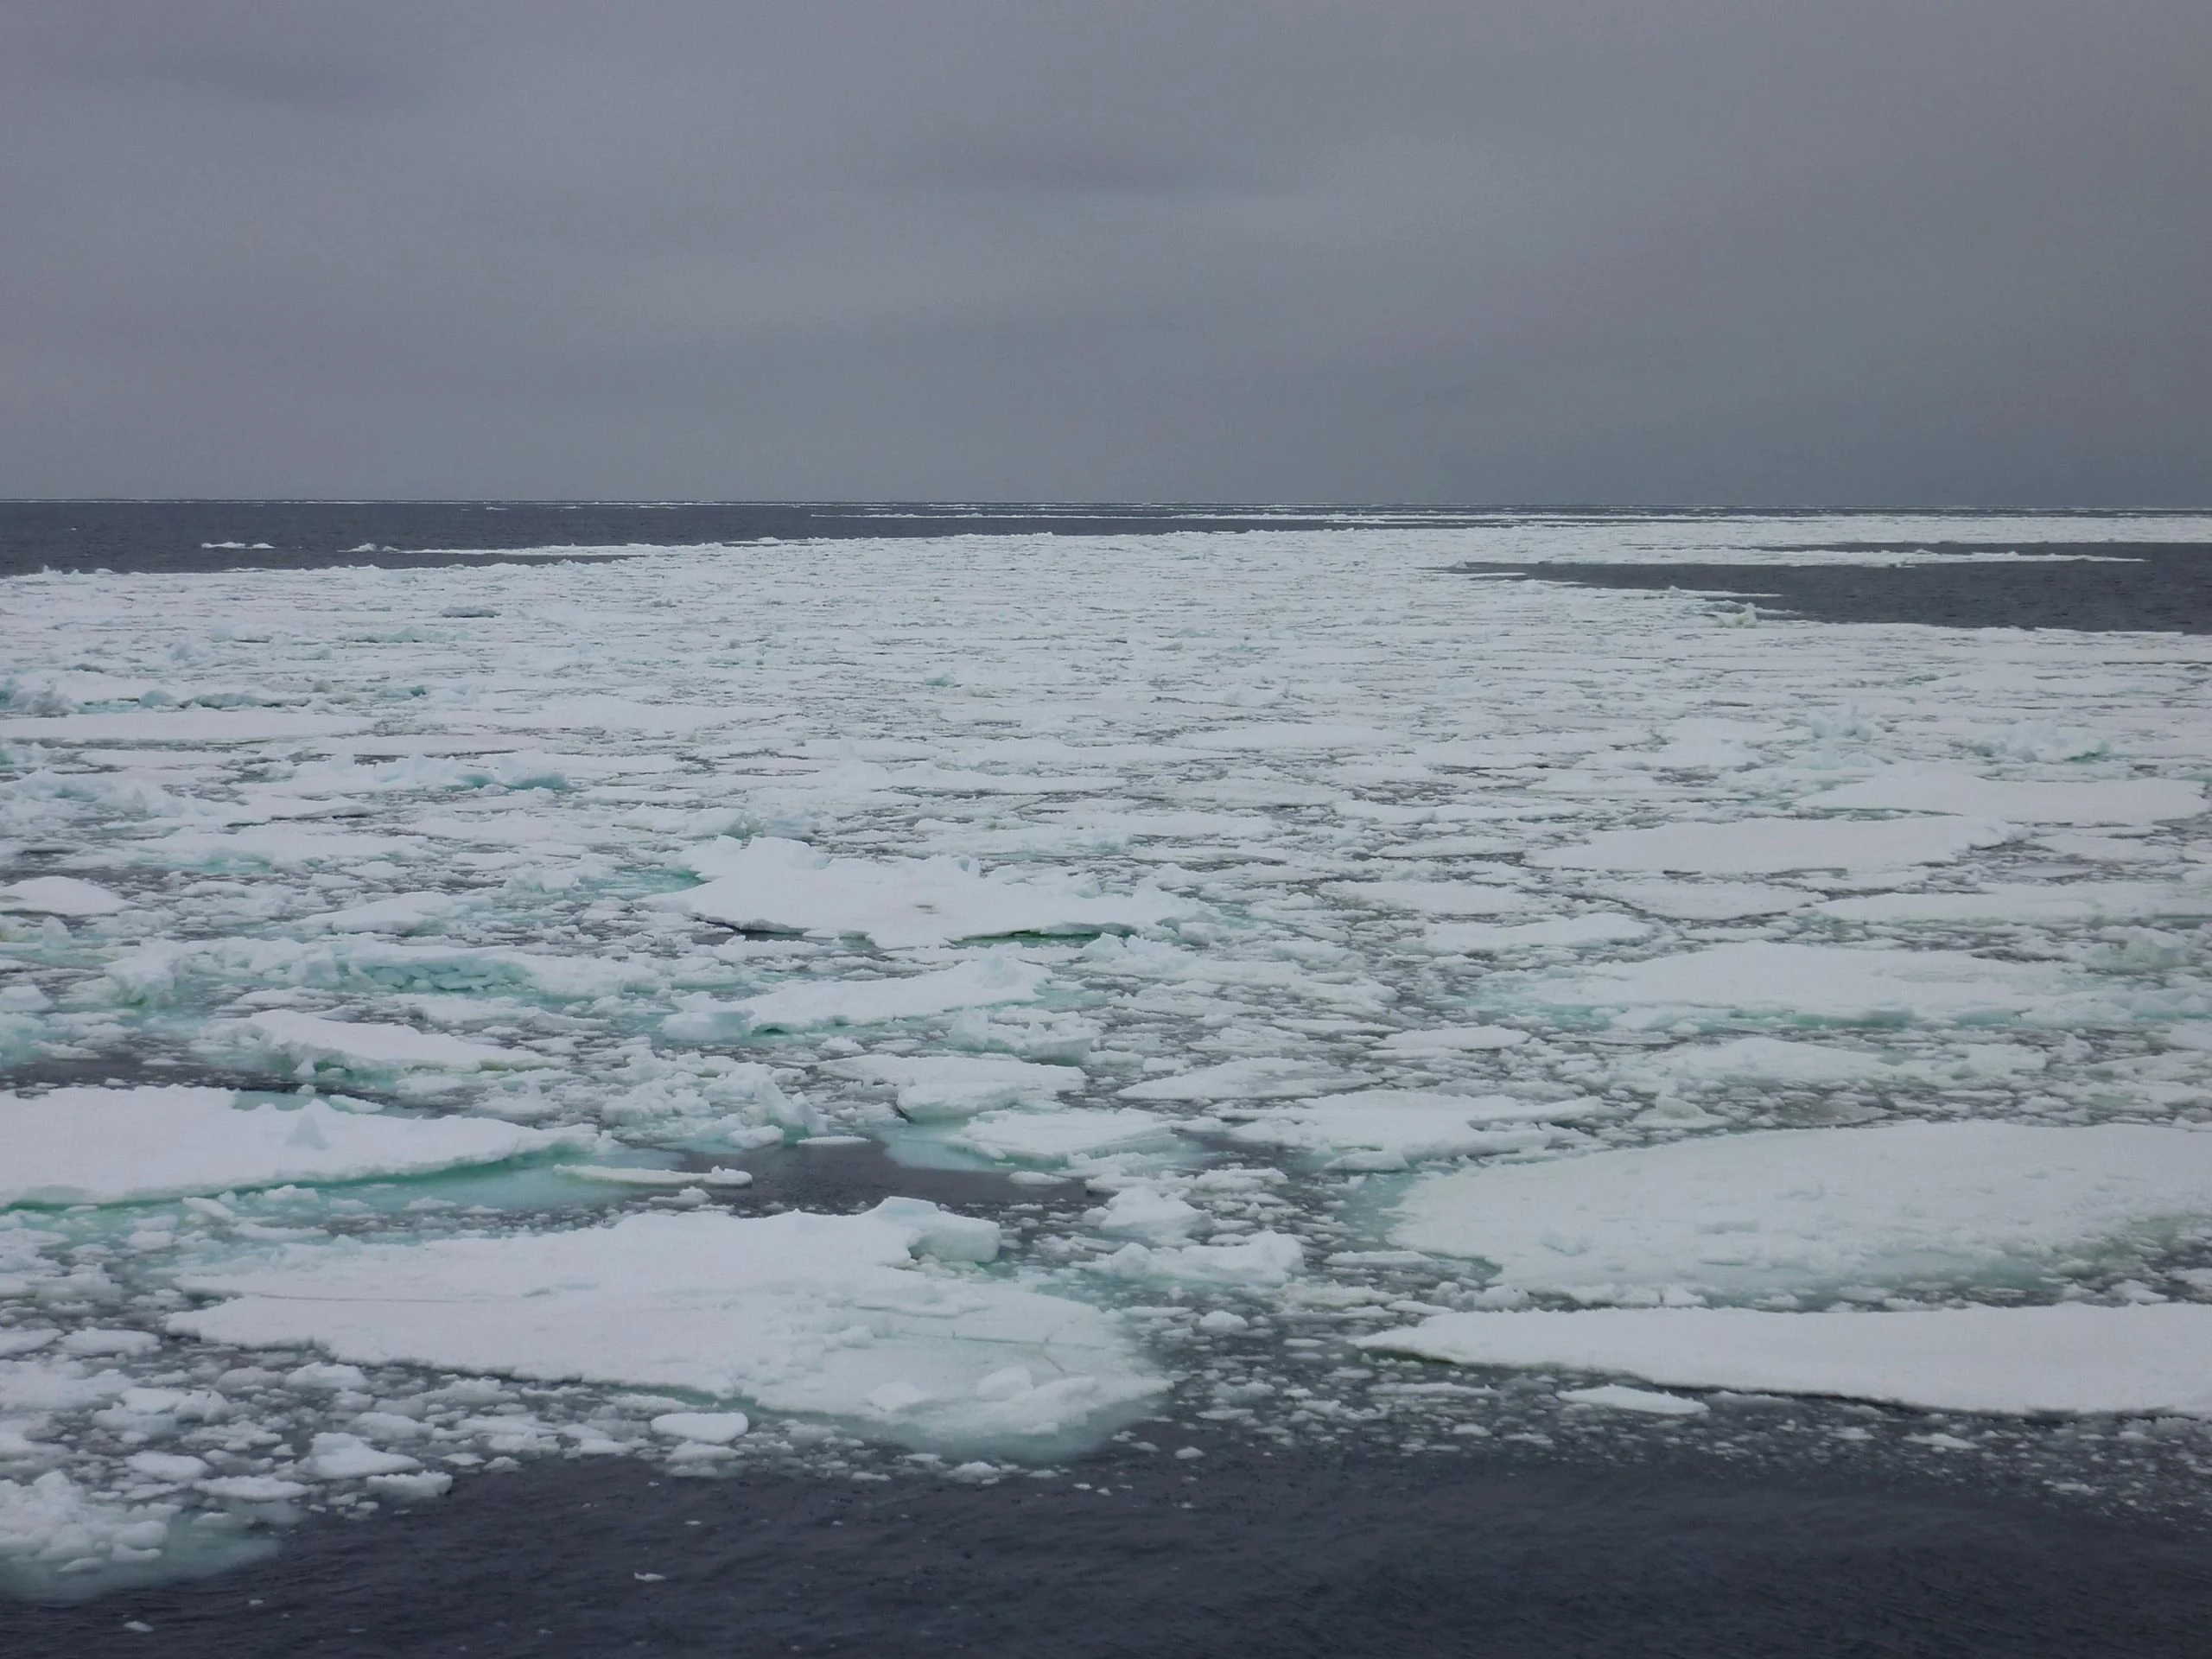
[
  {"x1": 1452, "y1": 544, "x2": 2212, "y2": 633},
  {"x1": 7, "y1": 503, "x2": 2212, "y2": 1656},
  {"x1": 9, "y1": 1445, "x2": 2211, "y2": 1659}
]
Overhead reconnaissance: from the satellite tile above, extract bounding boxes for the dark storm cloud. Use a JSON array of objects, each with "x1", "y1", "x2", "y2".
[{"x1": 2, "y1": 1, "x2": 2206, "y2": 504}]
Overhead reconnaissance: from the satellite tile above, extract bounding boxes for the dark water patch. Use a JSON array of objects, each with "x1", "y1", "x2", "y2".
[
  {"x1": 0, "y1": 502, "x2": 1503, "y2": 579},
  {"x1": 10, "y1": 1442, "x2": 2209, "y2": 1657},
  {"x1": 701, "y1": 1137, "x2": 1061, "y2": 1214},
  {"x1": 1448, "y1": 544, "x2": 2212, "y2": 632}
]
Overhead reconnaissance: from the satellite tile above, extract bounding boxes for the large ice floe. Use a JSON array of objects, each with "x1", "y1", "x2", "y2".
[{"x1": 8, "y1": 506, "x2": 2212, "y2": 1592}]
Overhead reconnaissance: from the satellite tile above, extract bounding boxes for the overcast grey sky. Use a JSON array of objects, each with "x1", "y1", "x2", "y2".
[{"x1": 3, "y1": 2, "x2": 2207, "y2": 505}]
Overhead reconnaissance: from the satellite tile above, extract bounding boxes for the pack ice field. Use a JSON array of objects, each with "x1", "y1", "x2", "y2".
[{"x1": 4, "y1": 511, "x2": 2212, "y2": 1595}]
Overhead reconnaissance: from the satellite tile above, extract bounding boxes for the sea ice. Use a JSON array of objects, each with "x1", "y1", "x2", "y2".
[
  {"x1": 1531, "y1": 817, "x2": 2012, "y2": 874},
  {"x1": 1120, "y1": 1057, "x2": 1363, "y2": 1102},
  {"x1": 1801, "y1": 770, "x2": 2205, "y2": 826},
  {"x1": 211, "y1": 1011, "x2": 545, "y2": 1077},
  {"x1": 652, "y1": 836, "x2": 1195, "y2": 947},
  {"x1": 0, "y1": 877, "x2": 127, "y2": 917},
  {"x1": 1427, "y1": 914, "x2": 1650, "y2": 953},
  {"x1": 1213, "y1": 1090, "x2": 1593, "y2": 1166},
  {"x1": 1359, "y1": 1304, "x2": 2212, "y2": 1416},
  {"x1": 1589, "y1": 880, "x2": 1813, "y2": 920},
  {"x1": 170, "y1": 1200, "x2": 1164, "y2": 1455},
  {"x1": 1520, "y1": 941, "x2": 2069, "y2": 1022},
  {"x1": 0, "y1": 1086, "x2": 588, "y2": 1207},
  {"x1": 823, "y1": 1053, "x2": 1083, "y2": 1121},
  {"x1": 1389, "y1": 1122, "x2": 2212, "y2": 1299},
  {"x1": 670, "y1": 957, "x2": 1050, "y2": 1037},
  {"x1": 953, "y1": 1109, "x2": 1175, "y2": 1164}
]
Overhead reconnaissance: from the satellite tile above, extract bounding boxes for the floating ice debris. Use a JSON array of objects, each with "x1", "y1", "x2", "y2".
[
  {"x1": 1085, "y1": 1184, "x2": 1205, "y2": 1242},
  {"x1": 1557, "y1": 1384, "x2": 1709, "y2": 1416},
  {"x1": 1427, "y1": 914, "x2": 1650, "y2": 953},
  {"x1": 1213, "y1": 1090, "x2": 1597, "y2": 1166},
  {"x1": 1531, "y1": 817, "x2": 2013, "y2": 874},
  {"x1": 1586, "y1": 880, "x2": 1814, "y2": 920},
  {"x1": 0, "y1": 1086, "x2": 589, "y2": 1207},
  {"x1": 294, "y1": 891, "x2": 465, "y2": 934},
  {"x1": 1092, "y1": 1231, "x2": 1304, "y2": 1287},
  {"x1": 823, "y1": 1053, "x2": 1084, "y2": 1121},
  {"x1": 556, "y1": 1165, "x2": 754, "y2": 1187},
  {"x1": 1376, "y1": 1026, "x2": 1531, "y2": 1054},
  {"x1": 1120, "y1": 1058, "x2": 1363, "y2": 1102},
  {"x1": 652, "y1": 836, "x2": 1197, "y2": 947},
  {"x1": 0, "y1": 877, "x2": 126, "y2": 917},
  {"x1": 1800, "y1": 770, "x2": 2206, "y2": 826},
  {"x1": 170, "y1": 1200, "x2": 1164, "y2": 1455},
  {"x1": 1359, "y1": 1305, "x2": 2212, "y2": 1417},
  {"x1": 1622, "y1": 1035, "x2": 2045, "y2": 1090},
  {"x1": 1389, "y1": 1122, "x2": 2212, "y2": 1300},
  {"x1": 953, "y1": 1108, "x2": 1175, "y2": 1164},
  {"x1": 650, "y1": 1411, "x2": 750, "y2": 1444},
  {"x1": 670, "y1": 957, "x2": 1051, "y2": 1037}
]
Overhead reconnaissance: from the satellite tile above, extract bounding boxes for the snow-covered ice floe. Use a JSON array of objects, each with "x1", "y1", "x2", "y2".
[
  {"x1": 1358, "y1": 1304, "x2": 2212, "y2": 1417},
  {"x1": 8, "y1": 507, "x2": 2212, "y2": 1590},
  {"x1": 1, "y1": 1087, "x2": 589, "y2": 1207},
  {"x1": 169, "y1": 1199, "x2": 1163, "y2": 1457},
  {"x1": 1388, "y1": 1122, "x2": 2212, "y2": 1300}
]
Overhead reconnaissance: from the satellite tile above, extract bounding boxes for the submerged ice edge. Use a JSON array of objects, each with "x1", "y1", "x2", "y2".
[{"x1": 5, "y1": 512, "x2": 2212, "y2": 1596}]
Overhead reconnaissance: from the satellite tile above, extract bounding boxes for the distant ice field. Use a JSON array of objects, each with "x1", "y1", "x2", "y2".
[{"x1": 5, "y1": 508, "x2": 2212, "y2": 1594}]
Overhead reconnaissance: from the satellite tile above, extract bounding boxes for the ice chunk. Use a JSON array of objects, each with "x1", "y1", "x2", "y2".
[
  {"x1": 302, "y1": 1433, "x2": 422, "y2": 1479},
  {"x1": 0, "y1": 877, "x2": 127, "y2": 917},
  {"x1": 216, "y1": 1010, "x2": 546, "y2": 1075},
  {"x1": 1427, "y1": 914, "x2": 1650, "y2": 953},
  {"x1": 1359, "y1": 1304, "x2": 2212, "y2": 1417},
  {"x1": 1802, "y1": 770, "x2": 2205, "y2": 826},
  {"x1": 169, "y1": 1201, "x2": 1161, "y2": 1458},
  {"x1": 954, "y1": 1108, "x2": 1174, "y2": 1164},
  {"x1": 651, "y1": 1411, "x2": 750, "y2": 1443},
  {"x1": 1391, "y1": 1122, "x2": 2212, "y2": 1299},
  {"x1": 1557, "y1": 1383, "x2": 1708, "y2": 1416},
  {"x1": 295, "y1": 892, "x2": 464, "y2": 935},
  {"x1": 1093, "y1": 1231, "x2": 1303, "y2": 1287},
  {"x1": 1086, "y1": 1185, "x2": 1205, "y2": 1242},
  {"x1": 653, "y1": 837, "x2": 1196, "y2": 947},
  {"x1": 0, "y1": 1086, "x2": 588, "y2": 1207},
  {"x1": 674, "y1": 957, "x2": 1050, "y2": 1037},
  {"x1": 1121, "y1": 1058, "x2": 1362, "y2": 1101},
  {"x1": 1522, "y1": 941, "x2": 2067, "y2": 1021},
  {"x1": 824, "y1": 1054, "x2": 1082, "y2": 1122},
  {"x1": 124, "y1": 1452, "x2": 211, "y2": 1484},
  {"x1": 1532, "y1": 817, "x2": 2012, "y2": 874}
]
